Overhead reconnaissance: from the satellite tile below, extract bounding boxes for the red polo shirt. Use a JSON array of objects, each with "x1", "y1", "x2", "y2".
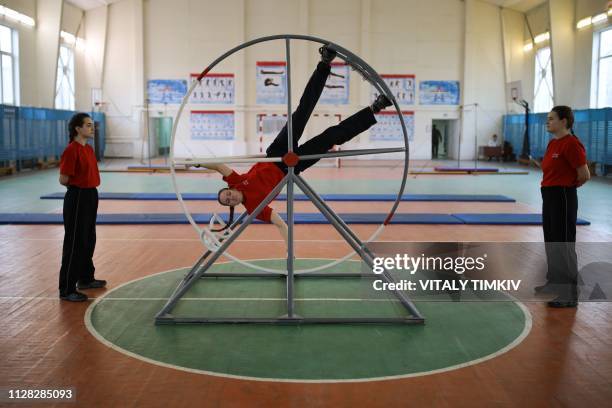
[
  {"x1": 223, "y1": 163, "x2": 285, "y2": 222},
  {"x1": 541, "y1": 134, "x2": 587, "y2": 187},
  {"x1": 59, "y1": 141, "x2": 100, "y2": 188}
]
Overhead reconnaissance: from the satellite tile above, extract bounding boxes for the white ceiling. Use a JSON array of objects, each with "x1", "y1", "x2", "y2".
[
  {"x1": 65, "y1": 0, "x2": 116, "y2": 11},
  {"x1": 66, "y1": 0, "x2": 548, "y2": 13},
  {"x1": 481, "y1": 0, "x2": 547, "y2": 13}
]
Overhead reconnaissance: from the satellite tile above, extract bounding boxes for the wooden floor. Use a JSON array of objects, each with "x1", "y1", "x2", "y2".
[
  {"x1": 2, "y1": 222, "x2": 612, "y2": 407},
  {"x1": 1, "y1": 162, "x2": 612, "y2": 407}
]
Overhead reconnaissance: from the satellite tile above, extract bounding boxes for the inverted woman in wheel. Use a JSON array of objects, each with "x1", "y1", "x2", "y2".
[{"x1": 202, "y1": 45, "x2": 392, "y2": 245}]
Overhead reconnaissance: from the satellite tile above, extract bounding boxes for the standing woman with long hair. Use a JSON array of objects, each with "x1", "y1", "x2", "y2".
[
  {"x1": 58, "y1": 113, "x2": 106, "y2": 302},
  {"x1": 533, "y1": 105, "x2": 590, "y2": 308}
]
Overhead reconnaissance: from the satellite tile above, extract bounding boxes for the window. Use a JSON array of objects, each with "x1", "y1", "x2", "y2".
[
  {"x1": 0, "y1": 24, "x2": 19, "y2": 105},
  {"x1": 533, "y1": 46, "x2": 554, "y2": 113},
  {"x1": 55, "y1": 44, "x2": 75, "y2": 110},
  {"x1": 594, "y1": 27, "x2": 612, "y2": 108}
]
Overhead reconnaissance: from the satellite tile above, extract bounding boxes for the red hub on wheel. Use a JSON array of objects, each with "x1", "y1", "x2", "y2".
[{"x1": 282, "y1": 151, "x2": 299, "y2": 167}]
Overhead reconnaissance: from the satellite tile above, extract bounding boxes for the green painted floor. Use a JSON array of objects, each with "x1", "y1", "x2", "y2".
[
  {"x1": 1, "y1": 162, "x2": 611, "y2": 232},
  {"x1": 87, "y1": 260, "x2": 529, "y2": 381}
]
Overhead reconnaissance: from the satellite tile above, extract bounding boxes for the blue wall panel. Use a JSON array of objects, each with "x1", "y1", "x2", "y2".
[{"x1": 0, "y1": 105, "x2": 106, "y2": 170}]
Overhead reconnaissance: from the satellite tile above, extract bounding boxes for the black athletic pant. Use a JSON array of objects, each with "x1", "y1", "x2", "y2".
[
  {"x1": 59, "y1": 186, "x2": 98, "y2": 295},
  {"x1": 541, "y1": 186, "x2": 579, "y2": 301},
  {"x1": 267, "y1": 62, "x2": 377, "y2": 174}
]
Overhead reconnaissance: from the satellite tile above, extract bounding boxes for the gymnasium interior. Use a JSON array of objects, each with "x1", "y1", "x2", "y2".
[{"x1": 1, "y1": 0, "x2": 611, "y2": 406}]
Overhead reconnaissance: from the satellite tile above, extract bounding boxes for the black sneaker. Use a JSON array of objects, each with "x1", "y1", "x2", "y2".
[
  {"x1": 371, "y1": 94, "x2": 393, "y2": 113},
  {"x1": 534, "y1": 283, "x2": 558, "y2": 294},
  {"x1": 319, "y1": 45, "x2": 337, "y2": 64},
  {"x1": 77, "y1": 279, "x2": 107, "y2": 289},
  {"x1": 60, "y1": 291, "x2": 88, "y2": 302},
  {"x1": 547, "y1": 297, "x2": 578, "y2": 308}
]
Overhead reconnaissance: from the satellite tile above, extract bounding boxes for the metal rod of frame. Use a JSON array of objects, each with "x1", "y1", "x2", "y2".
[
  {"x1": 294, "y1": 175, "x2": 424, "y2": 320},
  {"x1": 169, "y1": 199, "x2": 248, "y2": 297},
  {"x1": 174, "y1": 157, "x2": 282, "y2": 166},
  {"x1": 156, "y1": 175, "x2": 290, "y2": 320},
  {"x1": 298, "y1": 147, "x2": 405, "y2": 161},
  {"x1": 285, "y1": 38, "x2": 296, "y2": 318},
  {"x1": 157, "y1": 317, "x2": 423, "y2": 325},
  {"x1": 201, "y1": 272, "x2": 368, "y2": 278}
]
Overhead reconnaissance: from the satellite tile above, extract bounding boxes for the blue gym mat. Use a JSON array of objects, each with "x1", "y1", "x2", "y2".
[
  {"x1": 40, "y1": 192, "x2": 516, "y2": 202},
  {"x1": 453, "y1": 213, "x2": 591, "y2": 226},
  {"x1": 434, "y1": 167, "x2": 499, "y2": 172},
  {"x1": 0, "y1": 213, "x2": 590, "y2": 225}
]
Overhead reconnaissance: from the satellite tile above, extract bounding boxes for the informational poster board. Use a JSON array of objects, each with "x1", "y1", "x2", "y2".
[
  {"x1": 370, "y1": 111, "x2": 414, "y2": 142},
  {"x1": 419, "y1": 81, "x2": 460, "y2": 105},
  {"x1": 372, "y1": 74, "x2": 415, "y2": 105},
  {"x1": 190, "y1": 110, "x2": 234, "y2": 140},
  {"x1": 256, "y1": 62, "x2": 287, "y2": 104},
  {"x1": 189, "y1": 73, "x2": 234, "y2": 104},
  {"x1": 320, "y1": 63, "x2": 350, "y2": 105},
  {"x1": 147, "y1": 79, "x2": 187, "y2": 104}
]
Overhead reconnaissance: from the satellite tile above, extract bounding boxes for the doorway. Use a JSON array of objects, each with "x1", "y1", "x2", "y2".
[
  {"x1": 148, "y1": 117, "x2": 173, "y2": 160},
  {"x1": 432, "y1": 119, "x2": 451, "y2": 160}
]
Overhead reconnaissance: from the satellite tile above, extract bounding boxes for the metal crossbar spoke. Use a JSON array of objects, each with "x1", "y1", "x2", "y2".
[
  {"x1": 299, "y1": 147, "x2": 405, "y2": 161},
  {"x1": 174, "y1": 157, "x2": 281, "y2": 166}
]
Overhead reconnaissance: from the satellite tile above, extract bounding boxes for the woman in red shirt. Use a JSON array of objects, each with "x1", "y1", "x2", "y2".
[
  {"x1": 534, "y1": 106, "x2": 590, "y2": 308},
  {"x1": 203, "y1": 46, "x2": 390, "y2": 244},
  {"x1": 58, "y1": 113, "x2": 106, "y2": 302}
]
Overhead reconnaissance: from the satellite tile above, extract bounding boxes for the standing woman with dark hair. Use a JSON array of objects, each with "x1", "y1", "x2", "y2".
[
  {"x1": 58, "y1": 113, "x2": 106, "y2": 302},
  {"x1": 532, "y1": 105, "x2": 590, "y2": 308}
]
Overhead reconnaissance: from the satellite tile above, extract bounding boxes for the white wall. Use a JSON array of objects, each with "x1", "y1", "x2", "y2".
[
  {"x1": 99, "y1": 0, "x2": 144, "y2": 157},
  {"x1": 462, "y1": 0, "x2": 507, "y2": 160},
  {"x1": 549, "y1": 0, "x2": 576, "y2": 106},
  {"x1": 501, "y1": 8, "x2": 528, "y2": 113},
  {"x1": 80, "y1": 0, "x2": 470, "y2": 159},
  {"x1": 10, "y1": 0, "x2": 609, "y2": 159},
  {"x1": 574, "y1": 0, "x2": 610, "y2": 108},
  {"x1": 503, "y1": 0, "x2": 610, "y2": 113},
  {"x1": 76, "y1": 5, "x2": 107, "y2": 113}
]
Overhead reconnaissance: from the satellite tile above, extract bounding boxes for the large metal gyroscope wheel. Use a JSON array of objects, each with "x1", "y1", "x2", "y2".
[{"x1": 156, "y1": 34, "x2": 424, "y2": 325}]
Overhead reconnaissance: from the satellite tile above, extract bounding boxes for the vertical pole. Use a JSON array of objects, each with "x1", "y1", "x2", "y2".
[
  {"x1": 474, "y1": 103, "x2": 478, "y2": 170},
  {"x1": 285, "y1": 38, "x2": 295, "y2": 317},
  {"x1": 457, "y1": 106, "x2": 462, "y2": 168}
]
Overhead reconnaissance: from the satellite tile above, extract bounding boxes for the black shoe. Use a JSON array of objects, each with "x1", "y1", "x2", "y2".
[
  {"x1": 371, "y1": 94, "x2": 393, "y2": 113},
  {"x1": 547, "y1": 297, "x2": 578, "y2": 308},
  {"x1": 534, "y1": 283, "x2": 558, "y2": 294},
  {"x1": 77, "y1": 279, "x2": 107, "y2": 289},
  {"x1": 319, "y1": 45, "x2": 337, "y2": 64},
  {"x1": 60, "y1": 291, "x2": 88, "y2": 302}
]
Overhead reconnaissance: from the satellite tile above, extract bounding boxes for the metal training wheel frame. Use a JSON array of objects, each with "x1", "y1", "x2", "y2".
[
  {"x1": 168, "y1": 34, "x2": 410, "y2": 275},
  {"x1": 158, "y1": 34, "x2": 423, "y2": 324}
]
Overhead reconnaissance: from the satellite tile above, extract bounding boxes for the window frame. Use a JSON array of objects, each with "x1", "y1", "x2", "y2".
[
  {"x1": 0, "y1": 23, "x2": 20, "y2": 106},
  {"x1": 591, "y1": 26, "x2": 612, "y2": 109},
  {"x1": 533, "y1": 45, "x2": 554, "y2": 113},
  {"x1": 54, "y1": 42, "x2": 75, "y2": 110}
]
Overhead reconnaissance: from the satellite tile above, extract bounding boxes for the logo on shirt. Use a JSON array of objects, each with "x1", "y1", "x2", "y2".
[
  {"x1": 552, "y1": 153, "x2": 559, "y2": 159},
  {"x1": 242, "y1": 180, "x2": 249, "y2": 185}
]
